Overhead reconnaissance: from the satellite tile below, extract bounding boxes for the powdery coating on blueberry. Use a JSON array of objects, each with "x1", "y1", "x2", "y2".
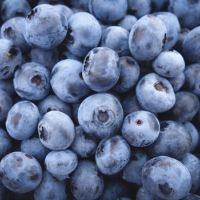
[
  {"x1": 34, "y1": 171, "x2": 68, "y2": 200},
  {"x1": 122, "y1": 148, "x2": 149, "y2": 186},
  {"x1": 0, "y1": 17, "x2": 30, "y2": 53},
  {"x1": 118, "y1": 15, "x2": 138, "y2": 32},
  {"x1": 6, "y1": 100, "x2": 40, "y2": 140},
  {"x1": 89, "y1": 0, "x2": 128, "y2": 24},
  {"x1": 23, "y1": 4, "x2": 68, "y2": 50},
  {"x1": 122, "y1": 110, "x2": 160, "y2": 147},
  {"x1": 0, "y1": 89, "x2": 13, "y2": 122},
  {"x1": 82, "y1": 47, "x2": 120, "y2": 92},
  {"x1": 70, "y1": 160, "x2": 104, "y2": 200},
  {"x1": 13, "y1": 62, "x2": 51, "y2": 101},
  {"x1": 0, "y1": 152, "x2": 42, "y2": 193},
  {"x1": 0, "y1": 38, "x2": 22, "y2": 80},
  {"x1": 136, "y1": 73, "x2": 175, "y2": 113},
  {"x1": 95, "y1": 135, "x2": 131, "y2": 175},
  {"x1": 64, "y1": 11, "x2": 102, "y2": 58},
  {"x1": 45, "y1": 150, "x2": 78, "y2": 180},
  {"x1": 50, "y1": 59, "x2": 91, "y2": 103},
  {"x1": 142, "y1": 156, "x2": 192, "y2": 200},
  {"x1": 100, "y1": 26, "x2": 130, "y2": 56},
  {"x1": 78, "y1": 93, "x2": 124, "y2": 139},
  {"x1": 136, "y1": 186, "x2": 155, "y2": 200},
  {"x1": 145, "y1": 120, "x2": 192, "y2": 160},
  {"x1": 152, "y1": 50, "x2": 185, "y2": 78},
  {"x1": 167, "y1": 72, "x2": 185, "y2": 92},
  {"x1": 113, "y1": 56, "x2": 140, "y2": 93},
  {"x1": 70, "y1": 125, "x2": 98, "y2": 158},
  {"x1": 128, "y1": 14, "x2": 167, "y2": 61},
  {"x1": 38, "y1": 110, "x2": 75, "y2": 150}
]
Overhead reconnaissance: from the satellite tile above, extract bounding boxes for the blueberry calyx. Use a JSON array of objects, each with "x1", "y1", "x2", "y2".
[
  {"x1": 28, "y1": 8, "x2": 37, "y2": 20},
  {"x1": 39, "y1": 125, "x2": 48, "y2": 141},
  {"x1": 8, "y1": 46, "x2": 19, "y2": 58},
  {"x1": 0, "y1": 66, "x2": 9, "y2": 76},
  {"x1": 158, "y1": 182, "x2": 175, "y2": 196},
  {"x1": 4, "y1": 27, "x2": 15, "y2": 40},
  {"x1": 154, "y1": 82, "x2": 168, "y2": 92},
  {"x1": 136, "y1": 119, "x2": 143, "y2": 125},
  {"x1": 30, "y1": 74, "x2": 44, "y2": 87}
]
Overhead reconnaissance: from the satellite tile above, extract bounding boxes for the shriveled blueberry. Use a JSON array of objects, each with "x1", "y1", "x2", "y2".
[
  {"x1": 50, "y1": 59, "x2": 91, "y2": 103},
  {"x1": 100, "y1": 26, "x2": 130, "y2": 56},
  {"x1": 70, "y1": 125, "x2": 98, "y2": 158},
  {"x1": 136, "y1": 73, "x2": 175, "y2": 113},
  {"x1": 145, "y1": 120, "x2": 192, "y2": 160},
  {"x1": 0, "y1": 152, "x2": 42, "y2": 193},
  {"x1": 70, "y1": 160, "x2": 104, "y2": 200},
  {"x1": 82, "y1": 47, "x2": 120, "y2": 92},
  {"x1": 95, "y1": 135, "x2": 131, "y2": 175},
  {"x1": 20, "y1": 137, "x2": 50, "y2": 163},
  {"x1": 113, "y1": 56, "x2": 140, "y2": 93},
  {"x1": 1, "y1": 17, "x2": 30, "y2": 53},
  {"x1": 153, "y1": 12, "x2": 180, "y2": 50},
  {"x1": 181, "y1": 153, "x2": 200, "y2": 193},
  {"x1": 34, "y1": 170, "x2": 68, "y2": 200},
  {"x1": 152, "y1": 49, "x2": 185, "y2": 78},
  {"x1": 183, "y1": 63, "x2": 200, "y2": 99},
  {"x1": 0, "y1": 89, "x2": 13, "y2": 122},
  {"x1": 38, "y1": 110, "x2": 75, "y2": 150},
  {"x1": 122, "y1": 148, "x2": 150, "y2": 186},
  {"x1": 122, "y1": 110, "x2": 160, "y2": 147},
  {"x1": 166, "y1": 91, "x2": 199, "y2": 123},
  {"x1": 78, "y1": 93, "x2": 124, "y2": 139},
  {"x1": 23, "y1": 4, "x2": 68, "y2": 50},
  {"x1": 6, "y1": 100, "x2": 40, "y2": 140},
  {"x1": 129, "y1": 14, "x2": 167, "y2": 61},
  {"x1": 0, "y1": 38, "x2": 22, "y2": 80},
  {"x1": 128, "y1": 0, "x2": 151, "y2": 18},
  {"x1": 142, "y1": 156, "x2": 192, "y2": 200},
  {"x1": 118, "y1": 15, "x2": 137, "y2": 32},
  {"x1": 45, "y1": 149, "x2": 78, "y2": 181},
  {"x1": 13, "y1": 62, "x2": 51, "y2": 101},
  {"x1": 89, "y1": 0, "x2": 128, "y2": 24},
  {"x1": 1, "y1": 0, "x2": 31, "y2": 22},
  {"x1": 63, "y1": 11, "x2": 102, "y2": 58},
  {"x1": 37, "y1": 94, "x2": 72, "y2": 118}
]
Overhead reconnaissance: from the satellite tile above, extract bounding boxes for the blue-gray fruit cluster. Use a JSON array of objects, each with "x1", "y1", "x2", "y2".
[{"x1": 0, "y1": 0, "x2": 200, "y2": 199}]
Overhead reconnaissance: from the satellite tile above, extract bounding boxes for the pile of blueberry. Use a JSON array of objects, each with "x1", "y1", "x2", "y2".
[{"x1": 0, "y1": 0, "x2": 200, "y2": 199}]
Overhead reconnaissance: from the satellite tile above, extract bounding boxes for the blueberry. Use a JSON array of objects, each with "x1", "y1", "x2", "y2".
[
  {"x1": 70, "y1": 125, "x2": 98, "y2": 158},
  {"x1": 29, "y1": 47, "x2": 59, "y2": 72},
  {"x1": 20, "y1": 137, "x2": 50, "y2": 164},
  {"x1": 182, "y1": 193, "x2": 200, "y2": 200},
  {"x1": 136, "y1": 73, "x2": 175, "y2": 113},
  {"x1": 142, "y1": 156, "x2": 192, "y2": 200},
  {"x1": 50, "y1": 59, "x2": 91, "y2": 103},
  {"x1": 38, "y1": 110, "x2": 75, "y2": 150},
  {"x1": 113, "y1": 56, "x2": 140, "y2": 93},
  {"x1": 153, "y1": 12, "x2": 181, "y2": 50},
  {"x1": 100, "y1": 26, "x2": 131, "y2": 56},
  {"x1": 34, "y1": 170, "x2": 68, "y2": 200},
  {"x1": 95, "y1": 135, "x2": 131, "y2": 175},
  {"x1": 136, "y1": 186, "x2": 156, "y2": 200},
  {"x1": 122, "y1": 147, "x2": 150, "y2": 186},
  {"x1": 37, "y1": 94, "x2": 72, "y2": 118},
  {"x1": 129, "y1": 14, "x2": 167, "y2": 61},
  {"x1": 122, "y1": 110, "x2": 160, "y2": 147},
  {"x1": 117, "y1": 15, "x2": 137, "y2": 32},
  {"x1": 0, "y1": 78, "x2": 15, "y2": 96},
  {"x1": 70, "y1": 160, "x2": 104, "y2": 200},
  {"x1": 69, "y1": 0, "x2": 90, "y2": 12},
  {"x1": 63, "y1": 11, "x2": 102, "y2": 58},
  {"x1": 0, "y1": 151, "x2": 42, "y2": 193},
  {"x1": 6, "y1": 100, "x2": 40, "y2": 140},
  {"x1": 0, "y1": 17, "x2": 30, "y2": 53},
  {"x1": 23, "y1": 4, "x2": 68, "y2": 50},
  {"x1": 13, "y1": 62, "x2": 51, "y2": 101},
  {"x1": 180, "y1": 153, "x2": 200, "y2": 193},
  {"x1": 152, "y1": 49, "x2": 185, "y2": 78},
  {"x1": 54, "y1": 4, "x2": 73, "y2": 21},
  {"x1": 89, "y1": 0, "x2": 128, "y2": 24},
  {"x1": 166, "y1": 91, "x2": 199, "y2": 123},
  {"x1": 0, "y1": 38, "x2": 22, "y2": 80},
  {"x1": 145, "y1": 120, "x2": 192, "y2": 160},
  {"x1": 0, "y1": 89, "x2": 13, "y2": 122},
  {"x1": 44, "y1": 149, "x2": 78, "y2": 181},
  {"x1": 128, "y1": 0, "x2": 151, "y2": 18},
  {"x1": 78, "y1": 93, "x2": 124, "y2": 139},
  {"x1": 167, "y1": 72, "x2": 185, "y2": 92},
  {"x1": 82, "y1": 47, "x2": 120, "y2": 92},
  {"x1": 1, "y1": 0, "x2": 31, "y2": 22}
]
